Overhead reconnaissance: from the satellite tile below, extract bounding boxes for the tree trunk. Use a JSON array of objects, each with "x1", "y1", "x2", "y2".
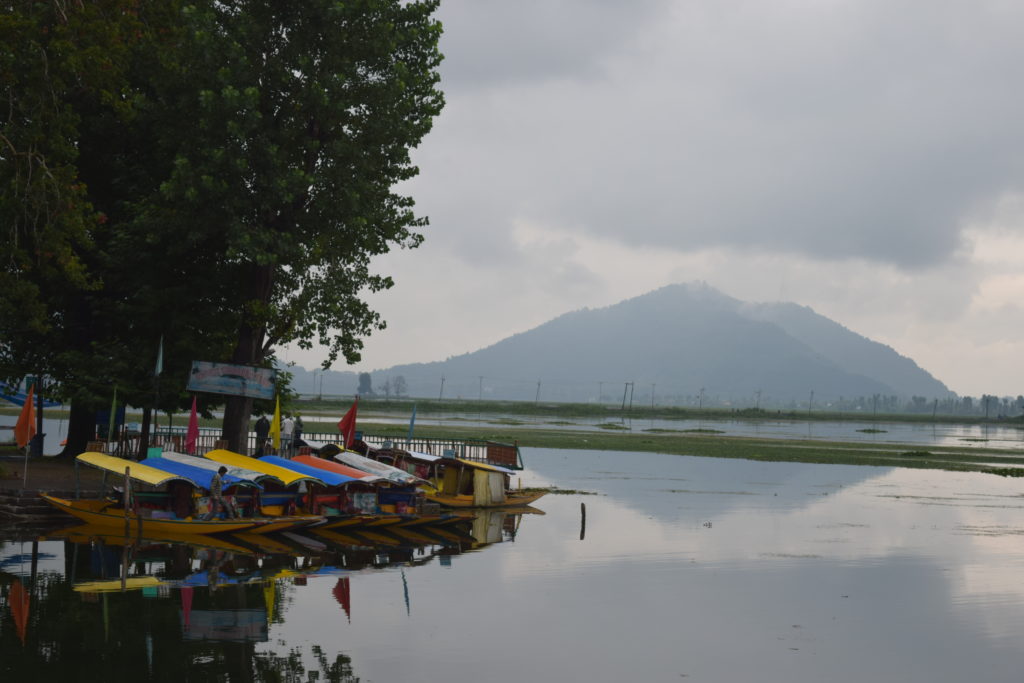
[
  {"x1": 221, "y1": 263, "x2": 272, "y2": 453},
  {"x1": 58, "y1": 402, "x2": 98, "y2": 458},
  {"x1": 138, "y1": 406, "x2": 152, "y2": 459}
]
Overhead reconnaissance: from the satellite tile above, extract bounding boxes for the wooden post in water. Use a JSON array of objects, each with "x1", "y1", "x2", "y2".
[
  {"x1": 123, "y1": 466, "x2": 135, "y2": 536},
  {"x1": 580, "y1": 502, "x2": 586, "y2": 541}
]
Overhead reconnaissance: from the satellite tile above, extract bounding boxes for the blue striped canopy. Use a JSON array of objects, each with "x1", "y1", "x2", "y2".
[
  {"x1": 259, "y1": 456, "x2": 358, "y2": 487},
  {"x1": 141, "y1": 457, "x2": 257, "y2": 492}
]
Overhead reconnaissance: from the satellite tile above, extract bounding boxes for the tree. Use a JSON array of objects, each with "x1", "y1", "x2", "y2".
[
  {"x1": 1, "y1": 1, "x2": 444, "y2": 455},
  {"x1": 138, "y1": 1, "x2": 444, "y2": 449},
  {"x1": 393, "y1": 375, "x2": 407, "y2": 397},
  {"x1": 358, "y1": 372, "x2": 373, "y2": 396}
]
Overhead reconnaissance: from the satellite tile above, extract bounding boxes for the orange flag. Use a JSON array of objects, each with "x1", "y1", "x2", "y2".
[{"x1": 14, "y1": 385, "x2": 36, "y2": 449}]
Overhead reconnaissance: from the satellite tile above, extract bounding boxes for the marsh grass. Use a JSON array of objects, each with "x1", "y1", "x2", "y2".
[{"x1": 359, "y1": 420, "x2": 1024, "y2": 477}]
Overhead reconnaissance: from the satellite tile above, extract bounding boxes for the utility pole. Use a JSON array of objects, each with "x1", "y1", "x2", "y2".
[
  {"x1": 622, "y1": 382, "x2": 629, "y2": 410},
  {"x1": 478, "y1": 376, "x2": 483, "y2": 401},
  {"x1": 808, "y1": 389, "x2": 814, "y2": 416},
  {"x1": 651, "y1": 383, "x2": 656, "y2": 409},
  {"x1": 535, "y1": 380, "x2": 541, "y2": 404},
  {"x1": 598, "y1": 381, "x2": 603, "y2": 404},
  {"x1": 439, "y1": 376, "x2": 445, "y2": 401},
  {"x1": 755, "y1": 389, "x2": 762, "y2": 411},
  {"x1": 628, "y1": 382, "x2": 635, "y2": 411},
  {"x1": 699, "y1": 387, "x2": 705, "y2": 410}
]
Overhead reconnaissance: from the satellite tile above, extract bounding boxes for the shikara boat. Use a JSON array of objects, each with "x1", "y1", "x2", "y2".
[
  {"x1": 423, "y1": 457, "x2": 548, "y2": 508},
  {"x1": 40, "y1": 494, "x2": 257, "y2": 535},
  {"x1": 41, "y1": 452, "x2": 315, "y2": 534}
]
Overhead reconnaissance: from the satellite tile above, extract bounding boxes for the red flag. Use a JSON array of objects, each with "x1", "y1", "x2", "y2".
[
  {"x1": 14, "y1": 385, "x2": 36, "y2": 449},
  {"x1": 185, "y1": 396, "x2": 199, "y2": 454},
  {"x1": 11, "y1": 578, "x2": 29, "y2": 645},
  {"x1": 337, "y1": 398, "x2": 358, "y2": 448},
  {"x1": 332, "y1": 577, "x2": 351, "y2": 622}
]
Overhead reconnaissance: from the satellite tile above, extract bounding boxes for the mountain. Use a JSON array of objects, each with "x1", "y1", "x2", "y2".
[{"x1": 292, "y1": 283, "x2": 950, "y2": 406}]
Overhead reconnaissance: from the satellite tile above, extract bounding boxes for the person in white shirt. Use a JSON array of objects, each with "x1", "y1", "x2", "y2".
[{"x1": 281, "y1": 414, "x2": 295, "y2": 455}]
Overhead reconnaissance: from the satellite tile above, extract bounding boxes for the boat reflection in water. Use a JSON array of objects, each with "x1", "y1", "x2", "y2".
[{"x1": 0, "y1": 508, "x2": 536, "y2": 679}]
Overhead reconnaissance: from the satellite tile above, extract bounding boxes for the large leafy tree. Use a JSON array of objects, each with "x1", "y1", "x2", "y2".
[
  {"x1": 1, "y1": 1, "x2": 443, "y2": 455},
  {"x1": 140, "y1": 0, "x2": 444, "y2": 449},
  {"x1": 0, "y1": 1, "x2": 147, "y2": 449}
]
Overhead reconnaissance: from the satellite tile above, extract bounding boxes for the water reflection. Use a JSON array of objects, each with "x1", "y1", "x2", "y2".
[
  {"x1": 8, "y1": 449, "x2": 1024, "y2": 681},
  {"x1": 0, "y1": 511, "x2": 522, "y2": 681}
]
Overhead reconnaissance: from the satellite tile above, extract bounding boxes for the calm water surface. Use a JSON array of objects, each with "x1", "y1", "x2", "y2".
[{"x1": 4, "y1": 448, "x2": 1024, "y2": 681}]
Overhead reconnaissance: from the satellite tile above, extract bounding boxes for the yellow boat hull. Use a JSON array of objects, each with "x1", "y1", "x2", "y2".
[
  {"x1": 424, "y1": 490, "x2": 547, "y2": 509},
  {"x1": 41, "y1": 494, "x2": 258, "y2": 535}
]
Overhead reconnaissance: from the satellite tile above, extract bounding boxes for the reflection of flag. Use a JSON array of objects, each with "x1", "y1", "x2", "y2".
[
  {"x1": 180, "y1": 586, "x2": 193, "y2": 631},
  {"x1": 332, "y1": 577, "x2": 351, "y2": 622},
  {"x1": 11, "y1": 578, "x2": 28, "y2": 645},
  {"x1": 270, "y1": 394, "x2": 281, "y2": 450},
  {"x1": 14, "y1": 384, "x2": 35, "y2": 448},
  {"x1": 185, "y1": 396, "x2": 199, "y2": 454},
  {"x1": 337, "y1": 399, "x2": 358, "y2": 448}
]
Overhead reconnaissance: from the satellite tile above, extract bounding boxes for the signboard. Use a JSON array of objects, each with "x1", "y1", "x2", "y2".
[{"x1": 187, "y1": 362, "x2": 276, "y2": 400}]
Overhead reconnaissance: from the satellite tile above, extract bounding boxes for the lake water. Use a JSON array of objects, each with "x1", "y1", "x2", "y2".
[
  {"x1": 4, "y1": 448, "x2": 1024, "y2": 681},
  {"x1": 5, "y1": 411, "x2": 1023, "y2": 456}
]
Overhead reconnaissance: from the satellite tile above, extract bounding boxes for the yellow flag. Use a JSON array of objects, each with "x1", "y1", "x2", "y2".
[{"x1": 269, "y1": 394, "x2": 281, "y2": 451}]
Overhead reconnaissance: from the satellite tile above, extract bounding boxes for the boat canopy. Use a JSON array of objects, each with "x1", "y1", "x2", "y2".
[
  {"x1": 76, "y1": 451, "x2": 199, "y2": 488},
  {"x1": 448, "y1": 458, "x2": 517, "y2": 475},
  {"x1": 160, "y1": 451, "x2": 274, "y2": 486},
  {"x1": 140, "y1": 457, "x2": 258, "y2": 492},
  {"x1": 203, "y1": 449, "x2": 322, "y2": 487},
  {"x1": 259, "y1": 456, "x2": 357, "y2": 487},
  {"x1": 292, "y1": 454, "x2": 386, "y2": 483},
  {"x1": 334, "y1": 449, "x2": 425, "y2": 485},
  {"x1": 404, "y1": 450, "x2": 444, "y2": 463}
]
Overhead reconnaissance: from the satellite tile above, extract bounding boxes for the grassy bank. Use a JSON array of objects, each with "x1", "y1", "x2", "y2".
[
  {"x1": 295, "y1": 396, "x2": 1024, "y2": 427},
  {"x1": 6, "y1": 400, "x2": 1024, "y2": 479},
  {"x1": 354, "y1": 420, "x2": 1024, "y2": 478}
]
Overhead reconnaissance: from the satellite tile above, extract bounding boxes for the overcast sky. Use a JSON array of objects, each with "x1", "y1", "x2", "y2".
[{"x1": 287, "y1": 0, "x2": 1024, "y2": 398}]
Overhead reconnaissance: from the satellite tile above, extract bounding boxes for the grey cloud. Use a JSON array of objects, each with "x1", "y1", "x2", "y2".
[
  {"x1": 424, "y1": 0, "x2": 1024, "y2": 270},
  {"x1": 436, "y1": 0, "x2": 671, "y2": 91}
]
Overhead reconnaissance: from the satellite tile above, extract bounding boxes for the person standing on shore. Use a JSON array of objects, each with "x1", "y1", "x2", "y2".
[
  {"x1": 293, "y1": 413, "x2": 304, "y2": 452},
  {"x1": 254, "y1": 414, "x2": 270, "y2": 457},
  {"x1": 281, "y1": 414, "x2": 295, "y2": 456}
]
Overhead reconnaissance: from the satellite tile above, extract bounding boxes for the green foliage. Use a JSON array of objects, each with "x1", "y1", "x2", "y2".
[{"x1": 0, "y1": 1, "x2": 444, "y2": 453}]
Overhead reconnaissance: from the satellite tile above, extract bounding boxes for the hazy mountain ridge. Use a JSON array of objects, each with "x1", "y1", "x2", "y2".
[{"x1": 292, "y1": 283, "x2": 950, "y2": 404}]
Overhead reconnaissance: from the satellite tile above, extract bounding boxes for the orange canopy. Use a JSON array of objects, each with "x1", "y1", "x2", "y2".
[{"x1": 293, "y1": 455, "x2": 385, "y2": 483}]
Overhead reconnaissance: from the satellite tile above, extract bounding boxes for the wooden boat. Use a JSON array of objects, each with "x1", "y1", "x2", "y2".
[
  {"x1": 41, "y1": 494, "x2": 257, "y2": 534},
  {"x1": 42, "y1": 452, "x2": 317, "y2": 535},
  {"x1": 423, "y1": 456, "x2": 548, "y2": 508}
]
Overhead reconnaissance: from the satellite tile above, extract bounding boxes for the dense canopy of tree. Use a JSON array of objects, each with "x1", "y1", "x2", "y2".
[{"x1": 0, "y1": 0, "x2": 444, "y2": 454}]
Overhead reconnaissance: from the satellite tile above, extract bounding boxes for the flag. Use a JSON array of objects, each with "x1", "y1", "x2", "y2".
[
  {"x1": 11, "y1": 578, "x2": 29, "y2": 645},
  {"x1": 154, "y1": 335, "x2": 164, "y2": 376},
  {"x1": 107, "y1": 386, "x2": 118, "y2": 443},
  {"x1": 185, "y1": 395, "x2": 199, "y2": 454},
  {"x1": 14, "y1": 384, "x2": 36, "y2": 448},
  {"x1": 270, "y1": 394, "x2": 281, "y2": 451},
  {"x1": 406, "y1": 403, "x2": 417, "y2": 445},
  {"x1": 337, "y1": 398, "x2": 358, "y2": 448},
  {"x1": 332, "y1": 577, "x2": 351, "y2": 622}
]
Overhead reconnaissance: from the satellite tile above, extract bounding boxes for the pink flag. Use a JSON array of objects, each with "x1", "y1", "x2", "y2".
[{"x1": 185, "y1": 396, "x2": 199, "y2": 454}]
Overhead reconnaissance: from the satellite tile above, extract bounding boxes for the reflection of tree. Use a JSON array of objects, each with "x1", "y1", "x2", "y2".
[
  {"x1": 0, "y1": 540, "x2": 360, "y2": 682},
  {"x1": 253, "y1": 645, "x2": 358, "y2": 683}
]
